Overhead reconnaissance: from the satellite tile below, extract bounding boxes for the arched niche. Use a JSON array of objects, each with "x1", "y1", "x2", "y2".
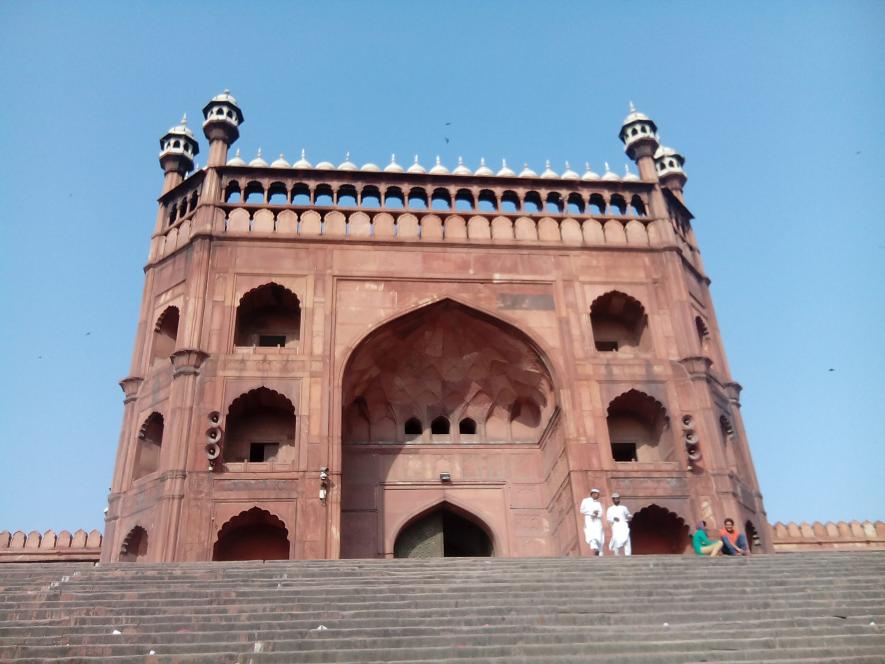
[
  {"x1": 393, "y1": 502, "x2": 493, "y2": 558},
  {"x1": 223, "y1": 387, "x2": 296, "y2": 466},
  {"x1": 606, "y1": 389, "x2": 673, "y2": 463},
  {"x1": 234, "y1": 283, "x2": 301, "y2": 348},
  {"x1": 151, "y1": 306, "x2": 179, "y2": 364},
  {"x1": 590, "y1": 291, "x2": 649, "y2": 353},
  {"x1": 341, "y1": 299, "x2": 556, "y2": 445},
  {"x1": 212, "y1": 507, "x2": 290, "y2": 561},
  {"x1": 133, "y1": 412, "x2": 163, "y2": 480},
  {"x1": 119, "y1": 525, "x2": 148, "y2": 562},
  {"x1": 630, "y1": 505, "x2": 690, "y2": 554}
]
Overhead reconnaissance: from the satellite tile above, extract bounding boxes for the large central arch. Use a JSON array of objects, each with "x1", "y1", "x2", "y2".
[{"x1": 339, "y1": 298, "x2": 565, "y2": 558}]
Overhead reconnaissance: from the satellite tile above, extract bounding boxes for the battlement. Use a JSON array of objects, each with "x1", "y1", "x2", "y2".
[
  {"x1": 0, "y1": 529, "x2": 102, "y2": 563},
  {"x1": 772, "y1": 520, "x2": 885, "y2": 552}
]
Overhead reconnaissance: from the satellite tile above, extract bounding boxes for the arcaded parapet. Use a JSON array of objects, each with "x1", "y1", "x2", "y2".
[
  {"x1": 772, "y1": 520, "x2": 885, "y2": 552},
  {"x1": 0, "y1": 528, "x2": 102, "y2": 563}
]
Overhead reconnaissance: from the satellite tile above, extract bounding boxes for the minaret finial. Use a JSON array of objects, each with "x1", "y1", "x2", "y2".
[
  {"x1": 585, "y1": 161, "x2": 590, "y2": 171},
  {"x1": 390, "y1": 153, "x2": 396, "y2": 163},
  {"x1": 414, "y1": 154, "x2": 419, "y2": 163},
  {"x1": 628, "y1": 101, "x2": 636, "y2": 113},
  {"x1": 180, "y1": 113, "x2": 188, "y2": 125},
  {"x1": 301, "y1": 148, "x2": 306, "y2": 159},
  {"x1": 257, "y1": 147, "x2": 263, "y2": 157},
  {"x1": 436, "y1": 155, "x2": 441, "y2": 165},
  {"x1": 604, "y1": 161, "x2": 611, "y2": 172},
  {"x1": 480, "y1": 157, "x2": 486, "y2": 166}
]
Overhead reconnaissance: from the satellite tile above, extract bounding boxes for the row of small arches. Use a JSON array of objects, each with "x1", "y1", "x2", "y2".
[
  {"x1": 404, "y1": 416, "x2": 477, "y2": 437},
  {"x1": 223, "y1": 181, "x2": 648, "y2": 217},
  {"x1": 216, "y1": 209, "x2": 660, "y2": 246},
  {"x1": 167, "y1": 189, "x2": 201, "y2": 226}
]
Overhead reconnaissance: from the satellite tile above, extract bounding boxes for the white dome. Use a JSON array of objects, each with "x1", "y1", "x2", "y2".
[
  {"x1": 292, "y1": 149, "x2": 312, "y2": 169},
  {"x1": 497, "y1": 159, "x2": 516, "y2": 177},
  {"x1": 210, "y1": 89, "x2": 239, "y2": 106},
  {"x1": 407, "y1": 155, "x2": 426, "y2": 174},
  {"x1": 622, "y1": 164, "x2": 639, "y2": 182},
  {"x1": 226, "y1": 148, "x2": 246, "y2": 166},
  {"x1": 601, "y1": 162, "x2": 619, "y2": 181},
  {"x1": 338, "y1": 152, "x2": 357, "y2": 171},
  {"x1": 361, "y1": 162, "x2": 380, "y2": 172},
  {"x1": 581, "y1": 162, "x2": 600, "y2": 181},
  {"x1": 474, "y1": 158, "x2": 493, "y2": 177},
  {"x1": 384, "y1": 154, "x2": 404, "y2": 173},
  {"x1": 453, "y1": 156, "x2": 471, "y2": 176},
  {"x1": 271, "y1": 153, "x2": 290, "y2": 168},
  {"x1": 429, "y1": 156, "x2": 449, "y2": 175},
  {"x1": 655, "y1": 145, "x2": 678, "y2": 159},
  {"x1": 621, "y1": 101, "x2": 651, "y2": 127},
  {"x1": 519, "y1": 163, "x2": 537, "y2": 178},
  {"x1": 540, "y1": 160, "x2": 558, "y2": 179},
  {"x1": 165, "y1": 114, "x2": 196, "y2": 140},
  {"x1": 561, "y1": 162, "x2": 579, "y2": 180},
  {"x1": 249, "y1": 148, "x2": 268, "y2": 168},
  {"x1": 315, "y1": 160, "x2": 334, "y2": 170}
]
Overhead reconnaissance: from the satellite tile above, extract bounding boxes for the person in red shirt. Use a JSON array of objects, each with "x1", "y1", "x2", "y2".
[{"x1": 720, "y1": 517, "x2": 750, "y2": 556}]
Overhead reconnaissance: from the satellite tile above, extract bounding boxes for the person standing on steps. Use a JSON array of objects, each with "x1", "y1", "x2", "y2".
[
  {"x1": 719, "y1": 518, "x2": 751, "y2": 556},
  {"x1": 580, "y1": 488, "x2": 605, "y2": 556},
  {"x1": 606, "y1": 492, "x2": 632, "y2": 556},
  {"x1": 692, "y1": 521, "x2": 724, "y2": 557}
]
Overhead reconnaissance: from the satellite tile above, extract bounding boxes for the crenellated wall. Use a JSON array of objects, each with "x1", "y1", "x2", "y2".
[
  {"x1": 771, "y1": 521, "x2": 885, "y2": 552},
  {"x1": 0, "y1": 529, "x2": 102, "y2": 563}
]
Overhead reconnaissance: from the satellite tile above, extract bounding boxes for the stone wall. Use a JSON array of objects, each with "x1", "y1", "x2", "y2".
[
  {"x1": 0, "y1": 529, "x2": 101, "y2": 563},
  {"x1": 771, "y1": 521, "x2": 885, "y2": 552}
]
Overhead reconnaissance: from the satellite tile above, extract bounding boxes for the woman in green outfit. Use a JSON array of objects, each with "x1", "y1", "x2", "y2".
[{"x1": 692, "y1": 521, "x2": 724, "y2": 556}]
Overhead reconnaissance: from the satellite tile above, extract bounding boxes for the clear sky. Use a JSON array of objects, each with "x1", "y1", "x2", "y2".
[{"x1": 0, "y1": 1, "x2": 882, "y2": 532}]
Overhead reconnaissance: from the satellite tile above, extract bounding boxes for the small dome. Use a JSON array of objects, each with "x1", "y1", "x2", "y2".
[
  {"x1": 429, "y1": 156, "x2": 449, "y2": 175},
  {"x1": 226, "y1": 148, "x2": 246, "y2": 166},
  {"x1": 384, "y1": 154, "x2": 404, "y2": 173},
  {"x1": 581, "y1": 162, "x2": 600, "y2": 181},
  {"x1": 407, "y1": 155, "x2": 426, "y2": 174},
  {"x1": 601, "y1": 161, "x2": 619, "y2": 181},
  {"x1": 210, "y1": 89, "x2": 239, "y2": 106},
  {"x1": 271, "y1": 153, "x2": 290, "y2": 168},
  {"x1": 622, "y1": 101, "x2": 651, "y2": 127},
  {"x1": 453, "y1": 156, "x2": 471, "y2": 176},
  {"x1": 361, "y1": 162, "x2": 380, "y2": 172},
  {"x1": 292, "y1": 149, "x2": 312, "y2": 169},
  {"x1": 655, "y1": 145, "x2": 678, "y2": 159},
  {"x1": 519, "y1": 162, "x2": 537, "y2": 178},
  {"x1": 315, "y1": 160, "x2": 335, "y2": 170},
  {"x1": 166, "y1": 114, "x2": 196, "y2": 140},
  {"x1": 561, "y1": 161, "x2": 579, "y2": 180},
  {"x1": 474, "y1": 157, "x2": 494, "y2": 177},
  {"x1": 540, "y1": 160, "x2": 558, "y2": 179},
  {"x1": 338, "y1": 151, "x2": 357, "y2": 171},
  {"x1": 622, "y1": 164, "x2": 639, "y2": 182},
  {"x1": 497, "y1": 159, "x2": 516, "y2": 177},
  {"x1": 249, "y1": 148, "x2": 268, "y2": 168}
]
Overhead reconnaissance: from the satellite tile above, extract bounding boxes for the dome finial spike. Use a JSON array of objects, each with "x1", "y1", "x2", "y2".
[
  {"x1": 414, "y1": 154, "x2": 419, "y2": 163},
  {"x1": 628, "y1": 101, "x2": 636, "y2": 113},
  {"x1": 604, "y1": 161, "x2": 611, "y2": 172},
  {"x1": 585, "y1": 161, "x2": 590, "y2": 171},
  {"x1": 624, "y1": 163, "x2": 631, "y2": 175},
  {"x1": 235, "y1": 148, "x2": 241, "y2": 157},
  {"x1": 458, "y1": 155, "x2": 464, "y2": 164},
  {"x1": 180, "y1": 113, "x2": 188, "y2": 125},
  {"x1": 565, "y1": 160, "x2": 571, "y2": 169},
  {"x1": 345, "y1": 150, "x2": 351, "y2": 160},
  {"x1": 223, "y1": 88, "x2": 230, "y2": 94},
  {"x1": 480, "y1": 157, "x2": 486, "y2": 166},
  {"x1": 436, "y1": 155, "x2": 441, "y2": 165},
  {"x1": 545, "y1": 159, "x2": 551, "y2": 168},
  {"x1": 390, "y1": 153, "x2": 396, "y2": 163},
  {"x1": 257, "y1": 147, "x2": 263, "y2": 158},
  {"x1": 301, "y1": 148, "x2": 306, "y2": 158}
]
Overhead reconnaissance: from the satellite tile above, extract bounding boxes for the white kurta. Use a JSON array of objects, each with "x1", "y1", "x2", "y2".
[
  {"x1": 580, "y1": 497, "x2": 605, "y2": 552},
  {"x1": 606, "y1": 504, "x2": 632, "y2": 555}
]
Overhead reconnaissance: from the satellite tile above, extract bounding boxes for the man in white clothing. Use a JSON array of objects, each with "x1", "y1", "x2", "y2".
[
  {"x1": 606, "y1": 492, "x2": 632, "y2": 556},
  {"x1": 580, "y1": 488, "x2": 605, "y2": 556}
]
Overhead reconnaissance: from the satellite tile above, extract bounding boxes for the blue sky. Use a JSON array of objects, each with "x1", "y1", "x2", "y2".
[{"x1": 0, "y1": 1, "x2": 882, "y2": 532}]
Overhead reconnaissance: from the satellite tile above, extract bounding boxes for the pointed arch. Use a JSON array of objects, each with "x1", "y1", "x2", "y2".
[
  {"x1": 630, "y1": 504, "x2": 690, "y2": 554},
  {"x1": 234, "y1": 282, "x2": 301, "y2": 348},
  {"x1": 391, "y1": 499, "x2": 495, "y2": 558},
  {"x1": 590, "y1": 290, "x2": 649, "y2": 353},
  {"x1": 133, "y1": 412, "x2": 163, "y2": 480},
  {"x1": 212, "y1": 507, "x2": 290, "y2": 561},
  {"x1": 606, "y1": 389, "x2": 672, "y2": 462},
  {"x1": 151, "y1": 305, "x2": 179, "y2": 364},
  {"x1": 224, "y1": 387, "x2": 296, "y2": 465},
  {"x1": 119, "y1": 525, "x2": 148, "y2": 562}
]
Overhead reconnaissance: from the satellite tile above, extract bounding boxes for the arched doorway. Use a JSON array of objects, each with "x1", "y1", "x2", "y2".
[
  {"x1": 212, "y1": 507, "x2": 290, "y2": 561},
  {"x1": 119, "y1": 526, "x2": 148, "y2": 562},
  {"x1": 395, "y1": 505, "x2": 493, "y2": 558},
  {"x1": 630, "y1": 505, "x2": 690, "y2": 554}
]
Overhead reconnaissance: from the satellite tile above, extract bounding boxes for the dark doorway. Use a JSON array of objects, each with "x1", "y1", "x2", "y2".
[
  {"x1": 394, "y1": 506, "x2": 493, "y2": 558},
  {"x1": 630, "y1": 504, "x2": 690, "y2": 554},
  {"x1": 212, "y1": 507, "x2": 290, "y2": 561}
]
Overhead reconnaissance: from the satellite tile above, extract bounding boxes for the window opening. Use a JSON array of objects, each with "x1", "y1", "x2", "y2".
[
  {"x1": 612, "y1": 441, "x2": 638, "y2": 462},
  {"x1": 249, "y1": 442, "x2": 280, "y2": 463},
  {"x1": 459, "y1": 418, "x2": 477, "y2": 435},
  {"x1": 258, "y1": 334, "x2": 286, "y2": 347},
  {"x1": 431, "y1": 416, "x2": 450, "y2": 435}
]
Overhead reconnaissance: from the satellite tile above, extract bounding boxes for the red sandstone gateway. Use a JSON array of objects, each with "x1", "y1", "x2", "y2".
[{"x1": 102, "y1": 92, "x2": 771, "y2": 562}]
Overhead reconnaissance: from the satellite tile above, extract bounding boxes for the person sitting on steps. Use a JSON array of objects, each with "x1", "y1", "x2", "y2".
[
  {"x1": 692, "y1": 520, "x2": 724, "y2": 557},
  {"x1": 719, "y1": 517, "x2": 751, "y2": 556}
]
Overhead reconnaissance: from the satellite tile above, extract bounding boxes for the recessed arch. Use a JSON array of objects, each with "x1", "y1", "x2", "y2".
[
  {"x1": 500, "y1": 190, "x2": 519, "y2": 213},
  {"x1": 590, "y1": 290, "x2": 649, "y2": 353},
  {"x1": 408, "y1": 187, "x2": 428, "y2": 210},
  {"x1": 393, "y1": 500, "x2": 494, "y2": 558},
  {"x1": 234, "y1": 282, "x2": 301, "y2": 348},
  {"x1": 630, "y1": 504, "x2": 690, "y2": 554},
  {"x1": 361, "y1": 185, "x2": 382, "y2": 208},
  {"x1": 119, "y1": 525, "x2": 148, "y2": 562},
  {"x1": 314, "y1": 184, "x2": 334, "y2": 206},
  {"x1": 290, "y1": 183, "x2": 310, "y2": 205},
  {"x1": 477, "y1": 189, "x2": 497, "y2": 212},
  {"x1": 630, "y1": 194, "x2": 647, "y2": 217},
  {"x1": 430, "y1": 416, "x2": 450, "y2": 435},
  {"x1": 244, "y1": 181, "x2": 264, "y2": 204},
  {"x1": 431, "y1": 188, "x2": 452, "y2": 211},
  {"x1": 337, "y1": 184, "x2": 358, "y2": 208},
  {"x1": 606, "y1": 389, "x2": 672, "y2": 463},
  {"x1": 589, "y1": 193, "x2": 606, "y2": 215},
  {"x1": 133, "y1": 412, "x2": 163, "y2": 480},
  {"x1": 212, "y1": 507, "x2": 290, "y2": 561},
  {"x1": 384, "y1": 186, "x2": 404, "y2": 209},
  {"x1": 151, "y1": 305, "x2": 179, "y2": 364},
  {"x1": 523, "y1": 191, "x2": 542, "y2": 213},
  {"x1": 267, "y1": 181, "x2": 287, "y2": 205},
  {"x1": 609, "y1": 194, "x2": 627, "y2": 215},
  {"x1": 454, "y1": 189, "x2": 474, "y2": 212},
  {"x1": 224, "y1": 387, "x2": 296, "y2": 465}
]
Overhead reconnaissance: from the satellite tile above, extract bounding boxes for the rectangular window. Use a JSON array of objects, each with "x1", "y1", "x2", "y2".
[
  {"x1": 249, "y1": 442, "x2": 280, "y2": 462},
  {"x1": 595, "y1": 340, "x2": 619, "y2": 352},
  {"x1": 612, "y1": 442, "x2": 637, "y2": 462},
  {"x1": 258, "y1": 335, "x2": 286, "y2": 348}
]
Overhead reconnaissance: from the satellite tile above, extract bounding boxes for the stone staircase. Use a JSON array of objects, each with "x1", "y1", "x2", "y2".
[{"x1": 0, "y1": 552, "x2": 883, "y2": 663}]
